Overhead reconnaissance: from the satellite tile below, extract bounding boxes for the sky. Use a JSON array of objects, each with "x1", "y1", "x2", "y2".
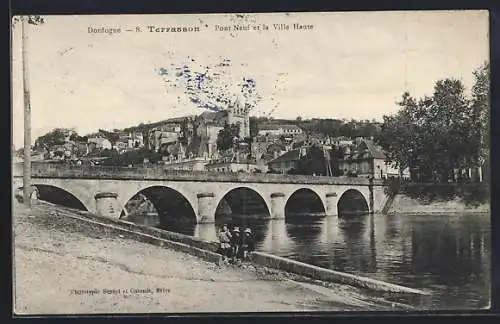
[{"x1": 11, "y1": 11, "x2": 489, "y2": 149}]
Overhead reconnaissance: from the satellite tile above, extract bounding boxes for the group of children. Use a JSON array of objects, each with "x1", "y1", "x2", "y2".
[{"x1": 217, "y1": 224, "x2": 255, "y2": 263}]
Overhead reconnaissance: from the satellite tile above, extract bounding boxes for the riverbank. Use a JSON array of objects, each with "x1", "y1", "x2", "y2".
[
  {"x1": 386, "y1": 194, "x2": 490, "y2": 214},
  {"x1": 383, "y1": 182, "x2": 490, "y2": 215},
  {"x1": 13, "y1": 201, "x2": 405, "y2": 314}
]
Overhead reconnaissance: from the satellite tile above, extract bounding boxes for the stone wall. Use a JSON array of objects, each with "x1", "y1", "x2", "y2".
[
  {"x1": 16, "y1": 162, "x2": 381, "y2": 186},
  {"x1": 385, "y1": 183, "x2": 490, "y2": 214},
  {"x1": 44, "y1": 202, "x2": 222, "y2": 265},
  {"x1": 387, "y1": 194, "x2": 490, "y2": 214},
  {"x1": 249, "y1": 251, "x2": 429, "y2": 295}
]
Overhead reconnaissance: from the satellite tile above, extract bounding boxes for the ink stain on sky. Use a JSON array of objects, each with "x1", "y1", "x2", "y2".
[{"x1": 157, "y1": 54, "x2": 288, "y2": 117}]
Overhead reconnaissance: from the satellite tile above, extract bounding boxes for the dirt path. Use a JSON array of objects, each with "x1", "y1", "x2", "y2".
[{"x1": 13, "y1": 201, "x2": 395, "y2": 314}]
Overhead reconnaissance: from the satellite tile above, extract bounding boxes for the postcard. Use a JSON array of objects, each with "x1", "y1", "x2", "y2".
[{"x1": 11, "y1": 11, "x2": 490, "y2": 315}]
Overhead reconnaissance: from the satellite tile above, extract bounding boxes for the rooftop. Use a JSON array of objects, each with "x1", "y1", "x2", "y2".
[
  {"x1": 363, "y1": 139, "x2": 386, "y2": 160},
  {"x1": 346, "y1": 139, "x2": 386, "y2": 160},
  {"x1": 268, "y1": 149, "x2": 301, "y2": 164},
  {"x1": 88, "y1": 137, "x2": 110, "y2": 144},
  {"x1": 259, "y1": 124, "x2": 302, "y2": 131}
]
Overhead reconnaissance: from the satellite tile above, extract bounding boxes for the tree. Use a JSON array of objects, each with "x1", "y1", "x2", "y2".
[
  {"x1": 379, "y1": 75, "x2": 480, "y2": 183},
  {"x1": 101, "y1": 148, "x2": 162, "y2": 166},
  {"x1": 378, "y1": 92, "x2": 421, "y2": 179},
  {"x1": 216, "y1": 123, "x2": 240, "y2": 152},
  {"x1": 290, "y1": 145, "x2": 328, "y2": 176},
  {"x1": 330, "y1": 146, "x2": 344, "y2": 176},
  {"x1": 69, "y1": 132, "x2": 88, "y2": 142},
  {"x1": 471, "y1": 62, "x2": 490, "y2": 182},
  {"x1": 430, "y1": 79, "x2": 471, "y2": 181},
  {"x1": 35, "y1": 129, "x2": 66, "y2": 147}
]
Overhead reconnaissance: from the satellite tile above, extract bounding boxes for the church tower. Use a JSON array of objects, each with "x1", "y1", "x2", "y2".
[{"x1": 227, "y1": 94, "x2": 250, "y2": 138}]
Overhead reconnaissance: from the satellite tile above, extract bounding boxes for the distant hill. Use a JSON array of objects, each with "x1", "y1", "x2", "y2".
[
  {"x1": 121, "y1": 115, "x2": 197, "y2": 134},
  {"x1": 250, "y1": 116, "x2": 382, "y2": 139},
  {"x1": 81, "y1": 113, "x2": 382, "y2": 142}
]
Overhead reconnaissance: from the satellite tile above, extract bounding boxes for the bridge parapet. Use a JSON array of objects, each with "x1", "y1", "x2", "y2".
[{"x1": 13, "y1": 162, "x2": 384, "y2": 186}]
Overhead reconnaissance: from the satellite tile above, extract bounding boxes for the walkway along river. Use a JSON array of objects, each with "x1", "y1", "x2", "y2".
[{"x1": 139, "y1": 212, "x2": 491, "y2": 310}]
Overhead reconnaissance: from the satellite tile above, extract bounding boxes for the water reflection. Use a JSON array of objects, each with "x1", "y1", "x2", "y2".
[
  {"x1": 318, "y1": 215, "x2": 341, "y2": 244},
  {"x1": 259, "y1": 219, "x2": 293, "y2": 253},
  {"x1": 194, "y1": 223, "x2": 218, "y2": 242},
  {"x1": 159, "y1": 211, "x2": 490, "y2": 310}
]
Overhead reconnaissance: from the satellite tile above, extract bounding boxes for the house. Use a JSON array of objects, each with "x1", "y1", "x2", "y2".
[
  {"x1": 267, "y1": 149, "x2": 302, "y2": 174},
  {"x1": 205, "y1": 161, "x2": 267, "y2": 173},
  {"x1": 257, "y1": 124, "x2": 303, "y2": 137},
  {"x1": 339, "y1": 139, "x2": 409, "y2": 179},
  {"x1": 87, "y1": 137, "x2": 112, "y2": 152},
  {"x1": 130, "y1": 132, "x2": 144, "y2": 148},
  {"x1": 160, "y1": 142, "x2": 187, "y2": 161},
  {"x1": 115, "y1": 132, "x2": 143, "y2": 149},
  {"x1": 30, "y1": 151, "x2": 46, "y2": 162},
  {"x1": 148, "y1": 128, "x2": 179, "y2": 152},
  {"x1": 163, "y1": 157, "x2": 209, "y2": 171},
  {"x1": 196, "y1": 110, "x2": 227, "y2": 158},
  {"x1": 161, "y1": 123, "x2": 182, "y2": 134},
  {"x1": 113, "y1": 141, "x2": 129, "y2": 153},
  {"x1": 260, "y1": 142, "x2": 288, "y2": 163},
  {"x1": 335, "y1": 137, "x2": 354, "y2": 147},
  {"x1": 73, "y1": 140, "x2": 89, "y2": 156}
]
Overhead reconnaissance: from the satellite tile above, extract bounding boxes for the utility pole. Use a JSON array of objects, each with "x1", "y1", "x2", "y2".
[{"x1": 22, "y1": 16, "x2": 32, "y2": 207}]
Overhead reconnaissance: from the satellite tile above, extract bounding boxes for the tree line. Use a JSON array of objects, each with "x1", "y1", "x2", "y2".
[
  {"x1": 377, "y1": 62, "x2": 489, "y2": 183},
  {"x1": 252, "y1": 116, "x2": 382, "y2": 139}
]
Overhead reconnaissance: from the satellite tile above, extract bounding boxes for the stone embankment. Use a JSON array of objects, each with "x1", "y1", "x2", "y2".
[
  {"x1": 14, "y1": 201, "x2": 414, "y2": 314},
  {"x1": 382, "y1": 183, "x2": 490, "y2": 215},
  {"x1": 24, "y1": 201, "x2": 429, "y2": 297},
  {"x1": 386, "y1": 195, "x2": 490, "y2": 214}
]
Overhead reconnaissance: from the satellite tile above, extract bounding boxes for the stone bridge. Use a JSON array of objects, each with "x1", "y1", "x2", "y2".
[{"x1": 12, "y1": 163, "x2": 389, "y2": 224}]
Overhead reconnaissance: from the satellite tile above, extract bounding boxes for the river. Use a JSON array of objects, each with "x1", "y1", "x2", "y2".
[{"x1": 155, "y1": 212, "x2": 491, "y2": 310}]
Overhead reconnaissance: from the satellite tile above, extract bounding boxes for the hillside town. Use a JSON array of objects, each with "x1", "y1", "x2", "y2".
[{"x1": 15, "y1": 96, "x2": 412, "y2": 181}]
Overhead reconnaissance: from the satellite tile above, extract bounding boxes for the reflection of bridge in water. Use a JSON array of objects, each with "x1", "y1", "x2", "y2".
[
  {"x1": 148, "y1": 210, "x2": 490, "y2": 310},
  {"x1": 250, "y1": 213, "x2": 490, "y2": 309},
  {"x1": 13, "y1": 163, "x2": 389, "y2": 226}
]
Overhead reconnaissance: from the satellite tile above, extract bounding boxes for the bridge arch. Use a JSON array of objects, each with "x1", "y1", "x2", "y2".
[
  {"x1": 285, "y1": 188, "x2": 326, "y2": 218},
  {"x1": 214, "y1": 186, "x2": 271, "y2": 223},
  {"x1": 337, "y1": 189, "x2": 370, "y2": 216},
  {"x1": 25, "y1": 184, "x2": 90, "y2": 211},
  {"x1": 119, "y1": 185, "x2": 197, "y2": 229}
]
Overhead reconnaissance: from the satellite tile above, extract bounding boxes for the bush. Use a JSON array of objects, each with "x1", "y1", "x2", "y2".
[{"x1": 101, "y1": 148, "x2": 162, "y2": 166}]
